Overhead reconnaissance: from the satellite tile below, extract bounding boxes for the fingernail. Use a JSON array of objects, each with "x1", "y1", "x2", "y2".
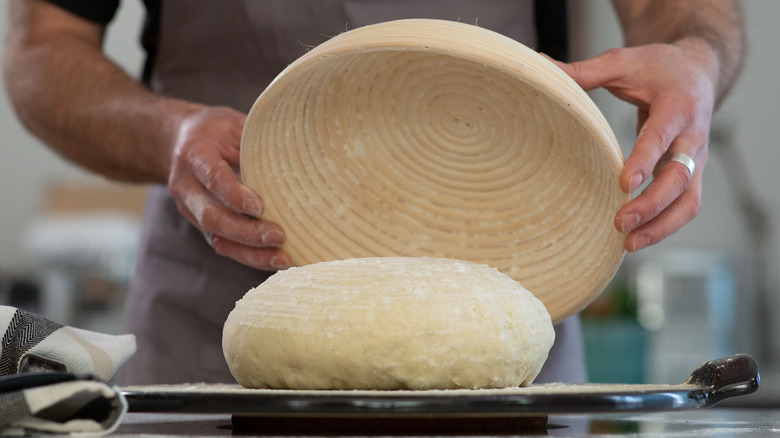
[
  {"x1": 245, "y1": 198, "x2": 264, "y2": 217},
  {"x1": 270, "y1": 256, "x2": 291, "y2": 270},
  {"x1": 242, "y1": 188, "x2": 264, "y2": 217},
  {"x1": 262, "y1": 229, "x2": 285, "y2": 246},
  {"x1": 631, "y1": 235, "x2": 651, "y2": 252},
  {"x1": 628, "y1": 173, "x2": 643, "y2": 193},
  {"x1": 621, "y1": 213, "x2": 641, "y2": 232}
]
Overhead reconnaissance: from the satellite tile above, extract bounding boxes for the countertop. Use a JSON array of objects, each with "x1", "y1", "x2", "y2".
[{"x1": 113, "y1": 408, "x2": 780, "y2": 437}]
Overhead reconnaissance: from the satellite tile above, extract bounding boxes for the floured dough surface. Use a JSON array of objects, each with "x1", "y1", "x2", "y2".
[{"x1": 222, "y1": 257, "x2": 555, "y2": 390}]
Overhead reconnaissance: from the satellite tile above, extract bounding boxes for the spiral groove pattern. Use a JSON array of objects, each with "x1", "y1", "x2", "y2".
[{"x1": 241, "y1": 20, "x2": 628, "y2": 322}]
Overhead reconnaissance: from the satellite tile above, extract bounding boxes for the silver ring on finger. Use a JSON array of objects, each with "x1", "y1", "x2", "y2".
[{"x1": 661, "y1": 151, "x2": 695, "y2": 178}]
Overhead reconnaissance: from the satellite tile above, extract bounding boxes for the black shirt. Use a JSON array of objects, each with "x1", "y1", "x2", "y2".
[{"x1": 46, "y1": 0, "x2": 160, "y2": 83}]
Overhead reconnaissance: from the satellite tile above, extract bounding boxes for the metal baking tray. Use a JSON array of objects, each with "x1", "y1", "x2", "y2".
[{"x1": 122, "y1": 354, "x2": 759, "y2": 416}]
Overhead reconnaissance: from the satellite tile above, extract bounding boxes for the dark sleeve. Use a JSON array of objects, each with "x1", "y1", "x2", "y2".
[
  {"x1": 42, "y1": 0, "x2": 120, "y2": 24},
  {"x1": 533, "y1": 0, "x2": 569, "y2": 62}
]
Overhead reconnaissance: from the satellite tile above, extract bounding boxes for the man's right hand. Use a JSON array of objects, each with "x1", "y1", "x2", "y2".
[{"x1": 168, "y1": 106, "x2": 294, "y2": 271}]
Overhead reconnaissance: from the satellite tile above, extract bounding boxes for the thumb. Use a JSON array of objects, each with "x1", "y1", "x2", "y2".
[{"x1": 542, "y1": 51, "x2": 622, "y2": 92}]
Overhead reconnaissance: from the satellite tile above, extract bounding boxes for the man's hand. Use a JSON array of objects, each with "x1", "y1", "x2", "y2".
[
  {"x1": 168, "y1": 106, "x2": 294, "y2": 270},
  {"x1": 553, "y1": 0, "x2": 744, "y2": 252},
  {"x1": 553, "y1": 39, "x2": 715, "y2": 251}
]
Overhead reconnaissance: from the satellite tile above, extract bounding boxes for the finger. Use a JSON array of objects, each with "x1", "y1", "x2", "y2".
[
  {"x1": 173, "y1": 171, "x2": 285, "y2": 248},
  {"x1": 621, "y1": 95, "x2": 688, "y2": 193},
  {"x1": 189, "y1": 148, "x2": 264, "y2": 218},
  {"x1": 615, "y1": 155, "x2": 692, "y2": 235},
  {"x1": 191, "y1": 194, "x2": 286, "y2": 248},
  {"x1": 548, "y1": 50, "x2": 624, "y2": 92},
  {"x1": 210, "y1": 236, "x2": 295, "y2": 271},
  {"x1": 622, "y1": 176, "x2": 703, "y2": 252},
  {"x1": 617, "y1": 124, "x2": 706, "y2": 234},
  {"x1": 206, "y1": 212, "x2": 287, "y2": 248}
]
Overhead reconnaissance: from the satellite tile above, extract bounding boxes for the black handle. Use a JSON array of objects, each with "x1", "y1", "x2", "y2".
[
  {"x1": 685, "y1": 353, "x2": 760, "y2": 405},
  {"x1": 0, "y1": 372, "x2": 79, "y2": 394}
]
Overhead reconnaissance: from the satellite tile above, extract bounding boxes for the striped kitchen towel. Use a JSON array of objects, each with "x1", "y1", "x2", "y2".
[
  {"x1": 0, "y1": 306, "x2": 135, "y2": 381},
  {"x1": 0, "y1": 374, "x2": 127, "y2": 435},
  {"x1": 0, "y1": 306, "x2": 135, "y2": 435}
]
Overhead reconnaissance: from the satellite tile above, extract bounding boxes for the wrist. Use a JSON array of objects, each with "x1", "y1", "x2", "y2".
[
  {"x1": 141, "y1": 97, "x2": 207, "y2": 183},
  {"x1": 669, "y1": 37, "x2": 721, "y2": 107},
  {"x1": 670, "y1": 32, "x2": 744, "y2": 108},
  {"x1": 672, "y1": 36, "x2": 720, "y2": 78}
]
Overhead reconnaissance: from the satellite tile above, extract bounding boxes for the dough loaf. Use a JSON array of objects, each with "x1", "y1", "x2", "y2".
[{"x1": 222, "y1": 257, "x2": 555, "y2": 390}]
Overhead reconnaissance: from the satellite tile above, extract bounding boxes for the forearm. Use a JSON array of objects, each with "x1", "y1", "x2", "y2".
[
  {"x1": 2, "y1": 0, "x2": 202, "y2": 183},
  {"x1": 612, "y1": 0, "x2": 745, "y2": 107}
]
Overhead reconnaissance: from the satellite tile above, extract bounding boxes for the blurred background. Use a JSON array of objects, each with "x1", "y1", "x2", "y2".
[{"x1": 0, "y1": 0, "x2": 776, "y2": 402}]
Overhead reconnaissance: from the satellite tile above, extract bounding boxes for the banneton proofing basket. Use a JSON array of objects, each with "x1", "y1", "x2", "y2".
[{"x1": 240, "y1": 19, "x2": 629, "y2": 323}]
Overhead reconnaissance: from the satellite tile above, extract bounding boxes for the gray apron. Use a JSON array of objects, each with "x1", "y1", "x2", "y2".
[{"x1": 121, "y1": 0, "x2": 586, "y2": 385}]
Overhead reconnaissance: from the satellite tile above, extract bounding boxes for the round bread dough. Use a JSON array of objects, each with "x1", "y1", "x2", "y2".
[{"x1": 222, "y1": 257, "x2": 555, "y2": 390}]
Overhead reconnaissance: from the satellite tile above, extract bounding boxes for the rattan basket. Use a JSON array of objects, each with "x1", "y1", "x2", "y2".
[{"x1": 241, "y1": 19, "x2": 629, "y2": 323}]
